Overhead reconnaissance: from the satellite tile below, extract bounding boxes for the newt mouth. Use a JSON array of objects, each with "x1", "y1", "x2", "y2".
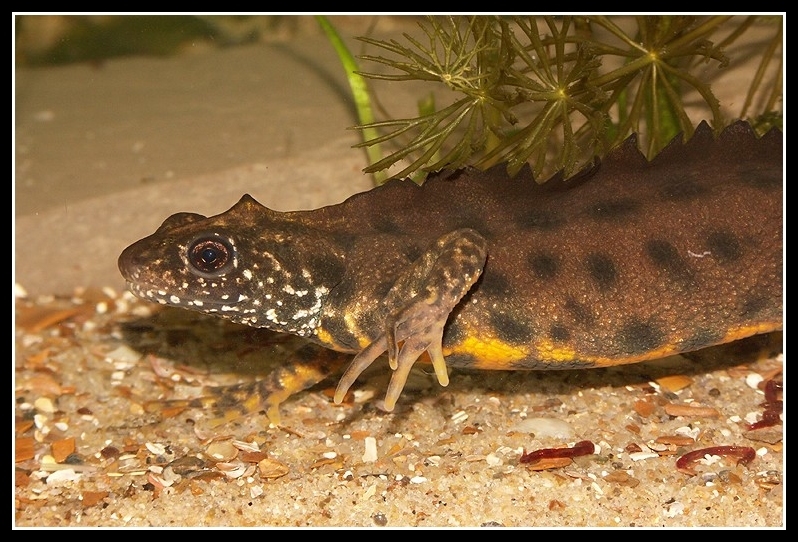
[{"x1": 124, "y1": 280, "x2": 242, "y2": 311}]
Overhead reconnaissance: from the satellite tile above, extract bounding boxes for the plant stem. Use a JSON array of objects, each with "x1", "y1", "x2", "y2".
[{"x1": 316, "y1": 16, "x2": 386, "y2": 184}]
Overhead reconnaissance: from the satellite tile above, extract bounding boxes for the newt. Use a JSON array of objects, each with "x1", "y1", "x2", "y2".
[{"x1": 118, "y1": 121, "x2": 783, "y2": 423}]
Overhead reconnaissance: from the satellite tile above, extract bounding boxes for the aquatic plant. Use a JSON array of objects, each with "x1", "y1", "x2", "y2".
[{"x1": 334, "y1": 15, "x2": 782, "y2": 182}]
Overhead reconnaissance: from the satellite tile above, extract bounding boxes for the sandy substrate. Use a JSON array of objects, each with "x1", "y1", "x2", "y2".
[{"x1": 14, "y1": 17, "x2": 784, "y2": 527}]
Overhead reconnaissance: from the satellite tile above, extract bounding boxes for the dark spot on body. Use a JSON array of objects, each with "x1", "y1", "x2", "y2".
[
  {"x1": 588, "y1": 198, "x2": 639, "y2": 221},
  {"x1": 645, "y1": 239, "x2": 693, "y2": 282},
  {"x1": 509, "y1": 358, "x2": 596, "y2": 370},
  {"x1": 443, "y1": 318, "x2": 467, "y2": 345},
  {"x1": 549, "y1": 324, "x2": 570, "y2": 342},
  {"x1": 616, "y1": 322, "x2": 665, "y2": 355},
  {"x1": 323, "y1": 231, "x2": 357, "y2": 252},
  {"x1": 212, "y1": 387, "x2": 255, "y2": 410},
  {"x1": 327, "y1": 279, "x2": 357, "y2": 313},
  {"x1": 373, "y1": 278, "x2": 397, "y2": 301},
  {"x1": 679, "y1": 328, "x2": 724, "y2": 352},
  {"x1": 372, "y1": 216, "x2": 404, "y2": 235},
  {"x1": 516, "y1": 209, "x2": 566, "y2": 231},
  {"x1": 556, "y1": 359, "x2": 596, "y2": 370},
  {"x1": 307, "y1": 253, "x2": 347, "y2": 284},
  {"x1": 740, "y1": 295, "x2": 769, "y2": 318},
  {"x1": 706, "y1": 231, "x2": 742, "y2": 264},
  {"x1": 658, "y1": 175, "x2": 709, "y2": 201},
  {"x1": 564, "y1": 297, "x2": 595, "y2": 327},
  {"x1": 738, "y1": 168, "x2": 782, "y2": 191},
  {"x1": 402, "y1": 244, "x2": 423, "y2": 264},
  {"x1": 444, "y1": 352, "x2": 478, "y2": 369},
  {"x1": 529, "y1": 253, "x2": 559, "y2": 280},
  {"x1": 505, "y1": 358, "x2": 548, "y2": 370},
  {"x1": 490, "y1": 311, "x2": 536, "y2": 345},
  {"x1": 451, "y1": 214, "x2": 492, "y2": 240},
  {"x1": 294, "y1": 343, "x2": 324, "y2": 362},
  {"x1": 476, "y1": 270, "x2": 512, "y2": 299},
  {"x1": 585, "y1": 253, "x2": 617, "y2": 290}
]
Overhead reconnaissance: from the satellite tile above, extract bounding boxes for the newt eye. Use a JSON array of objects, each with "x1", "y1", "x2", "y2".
[{"x1": 188, "y1": 237, "x2": 234, "y2": 275}]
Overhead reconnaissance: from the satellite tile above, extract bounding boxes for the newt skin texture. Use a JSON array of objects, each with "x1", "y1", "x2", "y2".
[{"x1": 119, "y1": 121, "x2": 783, "y2": 422}]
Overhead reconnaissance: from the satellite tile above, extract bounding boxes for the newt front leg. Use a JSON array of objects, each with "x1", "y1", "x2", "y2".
[{"x1": 334, "y1": 228, "x2": 488, "y2": 410}]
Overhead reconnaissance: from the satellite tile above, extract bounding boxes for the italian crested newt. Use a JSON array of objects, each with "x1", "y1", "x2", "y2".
[{"x1": 119, "y1": 121, "x2": 783, "y2": 423}]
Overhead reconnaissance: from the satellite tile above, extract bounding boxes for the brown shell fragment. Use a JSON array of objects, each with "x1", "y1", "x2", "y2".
[
  {"x1": 22, "y1": 373, "x2": 65, "y2": 396},
  {"x1": 743, "y1": 427, "x2": 782, "y2": 445},
  {"x1": 51, "y1": 437, "x2": 76, "y2": 463},
  {"x1": 15, "y1": 419, "x2": 34, "y2": 435},
  {"x1": 81, "y1": 491, "x2": 109, "y2": 507},
  {"x1": 15, "y1": 305, "x2": 82, "y2": 333},
  {"x1": 655, "y1": 375, "x2": 693, "y2": 393},
  {"x1": 258, "y1": 457, "x2": 290, "y2": 479},
  {"x1": 655, "y1": 435, "x2": 696, "y2": 447},
  {"x1": 167, "y1": 455, "x2": 209, "y2": 476},
  {"x1": 603, "y1": 470, "x2": 641, "y2": 488},
  {"x1": 524, "y1": 457, "x2": 573, "y2": 471},
  {"x1": 664, "y1": 403, "x2": 719, "y2": 418},
  {"x1": 16, "y1": 437, "x2": 36, "y2": 463},
  {"x1": 633, "y1": 399, "x2": 655, "y2": 418}
]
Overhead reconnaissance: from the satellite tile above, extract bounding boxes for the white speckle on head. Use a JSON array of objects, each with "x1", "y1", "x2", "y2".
[
  {"x1": 302, "y1": 268, "x2": 312, "y2": 279},
  {"x1": 221, "y1": 305, "x2": 238, "y2": 312},
  {"x1": 264, "y1": 294, "x2": 272, "y2": 300},
  {"x1": 264, "y1": 309, "x2": 287, "y2": 326},
  {"x1": 169, "y1": 295, "x2": 181, "y2": 304},
  {"x1": 266, "y1": 277, "x2": 274, "y2": 284},
  {"x1": 221, "y1": 294, "x2": 229, "y2": 300},
  {"x1": 283, "y1": 285, "x2": 296, "y2": 295},
  {"x1": 237, "y1": 294, "x2": 248, "y2": 302},
  {"x1": 243, "y1": 269, "x2": 253, "y2": 280}
]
